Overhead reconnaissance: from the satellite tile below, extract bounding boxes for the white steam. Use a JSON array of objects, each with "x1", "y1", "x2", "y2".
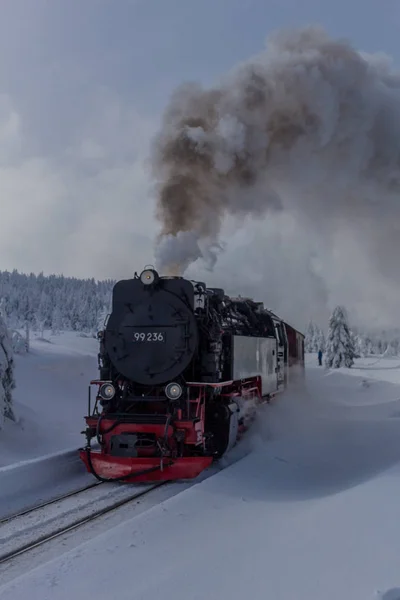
[
  {"x1": 152, "y1": 25, "x2": 400, "y2": 300},
  {"x1": 155, "y1": 231, "x2": 225, "y2": 275}
]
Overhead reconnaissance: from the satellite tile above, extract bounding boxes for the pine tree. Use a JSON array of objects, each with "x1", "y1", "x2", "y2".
[
  {"x1": 299, "y1": 320, "x2": 328, "y2": 354},
  {"x1": 363, "y1": 335, "x2": 373, "y2": 356},
  {"x1": 305, "y1": 321, "x2": 316, "y2": 352},
  {"x1": 386, "y1": 341, "x2": 397, "y2": 356},
  {"x1": 24, "y1": 321, "x2": 30, "y2": 353},
  {"x1": 316, "y1": 326, "x2": 326, "y2": 352},
  {"x1": 350, "y1": 330, "x2": 361, "y2": 358},
  {"x1": 324, "y1": 306, "x2": 356, "y2": 369},
  {"x1": 0, "y1": 297, "x2": 6, "y2": 321},
  {"x1": 353, "y1": 333, "x2": 366, "y2": 358},
  {"x1": 0, "y1": 270, "x2": 114, "y2": 334},
  {"x1": 51, "y1": 306, "x2": 63, "y2": 335},
  {"x1": 311, "y1": 327, "x2": 319, "y2": 353},
  {"x1": 390, "y1": 339, "x2": 399, "y2": 356},
  {"x1": 0, "y1": 313, "x2": 16, "y2": 428}
]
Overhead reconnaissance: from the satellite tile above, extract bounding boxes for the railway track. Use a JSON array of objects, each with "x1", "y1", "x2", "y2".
[
  {"x1": 0, "y1": 480, "x2": 166, "y2": 565},
  {"x1": 0, "y1": 481, "x2": 103, "y2": 525}
]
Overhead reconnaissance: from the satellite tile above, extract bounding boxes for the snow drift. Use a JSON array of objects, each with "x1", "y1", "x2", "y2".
[{"x1": 152, "y1": 26, "x2": 400, "y2": 282}]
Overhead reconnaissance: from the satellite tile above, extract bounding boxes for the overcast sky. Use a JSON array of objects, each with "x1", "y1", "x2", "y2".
[{"x1": 0, "y1": 0, "x2": 399, "y2": 329}]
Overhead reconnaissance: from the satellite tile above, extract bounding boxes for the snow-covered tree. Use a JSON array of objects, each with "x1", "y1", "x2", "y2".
[
  {"x1": 305, "y1": 321, "x2": 325, "y2": 353},
  {"x1": 0, "y1": 270, "x2": 114, "y2": 335},
  {"x1": 11, "y1": 330, "x2": 28, "y2": 354},
  {"x1": 0, "y1": 297, "x2": 6, "y2": 320},
  {"x1": 0, "y1": 313, "x2": 16, "y2": 428},
  {"x1": 24, "y1": 321, "x2": 30, "y2": 353},
  {"x1": 363, "y1": 335, "x2": 373, "y2": 356},
  {"x1": 51, "y1": 306, "x2": 63, "y2": 335},
  {"x1": 305, "y1": 321, "x2": 316, "y2": 352},
  {"x1": 324, "y1": 306, "x2": 356, "y2": 369},
  {"x1": 350, "y1": 330, "x2": 361, "y2": 358},
  {"x1": 315, "y1": 326, "x2": 325, "y2": 352},
  {"x1": 353, "y1": 333, "x2": 366, "y2": 358},
  {"x1": 384, "y1": 341, "x2": 397, "y2": 356}
]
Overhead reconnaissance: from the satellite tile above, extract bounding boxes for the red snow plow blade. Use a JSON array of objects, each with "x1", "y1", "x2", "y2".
[{"x1": 79, "y1": 449, "x2": 213, "y2": 483}]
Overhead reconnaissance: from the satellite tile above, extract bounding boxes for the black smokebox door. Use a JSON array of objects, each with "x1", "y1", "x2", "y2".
[{"x1": 106, "y1": 290, "x2": 198, "y2": 386}]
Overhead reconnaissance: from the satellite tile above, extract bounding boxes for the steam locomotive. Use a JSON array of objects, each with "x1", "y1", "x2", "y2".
[{"x1": 79, "y1": 267, "x2": 304, "y2": 482}]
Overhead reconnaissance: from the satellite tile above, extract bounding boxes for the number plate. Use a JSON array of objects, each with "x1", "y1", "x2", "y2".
[{"x1": 133, "y1": 332, "x2": 166, "y2": 342}]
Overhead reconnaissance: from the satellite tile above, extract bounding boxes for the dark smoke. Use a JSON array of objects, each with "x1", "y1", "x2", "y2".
[{"x1": 151, "y1": 25, "x2": 400, "y2": 287}]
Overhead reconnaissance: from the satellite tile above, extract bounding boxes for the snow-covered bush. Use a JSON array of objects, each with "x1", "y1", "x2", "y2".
[
  {"x1": 324, "y1": 306, "x2": 356, "y2": 369},
  {"x1": 0, "y1": 314, "x2": 16, "y2": 428},
  {"x1": 11, "y1": 330, "x2": 28, "y2": 355}
]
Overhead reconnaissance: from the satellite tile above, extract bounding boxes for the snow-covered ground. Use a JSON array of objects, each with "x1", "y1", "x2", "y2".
[
  {"x1": 0, "y1": 331, "x2": 98, "y2": 467},
  {"x1": 2, "y1": 349, "x2": 400, "y2": 598}
]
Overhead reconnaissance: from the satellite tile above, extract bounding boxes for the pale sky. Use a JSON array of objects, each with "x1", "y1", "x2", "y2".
[{"x1": 0, "y1": 0, "x2": 399, "y2": 330}]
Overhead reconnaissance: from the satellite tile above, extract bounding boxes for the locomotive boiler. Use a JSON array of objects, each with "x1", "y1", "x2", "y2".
[{"x1": 79, "y1": 267, "x2": 304, "y2": 482}]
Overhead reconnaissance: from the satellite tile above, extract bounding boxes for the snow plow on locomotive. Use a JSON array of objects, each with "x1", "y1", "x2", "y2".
[{"x1": 79, "y1": 267, "x2": 304, "y2": 483}]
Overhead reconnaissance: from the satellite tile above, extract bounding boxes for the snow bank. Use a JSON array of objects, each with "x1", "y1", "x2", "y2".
[
  {"x1": 309, "y1": 351, "x2": 400, "y2": 389},
  {"x1": 0, "y1": 331, "x2": 98, "y2": 468},
  {"x1": 0, "y1": 448, "x2": 94, "y2": 520}
]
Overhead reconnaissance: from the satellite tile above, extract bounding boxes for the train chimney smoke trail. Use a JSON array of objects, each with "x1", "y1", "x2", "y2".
[{"x1": 152, "y1": 25, "x2": 400, "y2": 277}]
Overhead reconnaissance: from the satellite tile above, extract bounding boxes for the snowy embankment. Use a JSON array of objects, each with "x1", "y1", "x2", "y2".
[
  {"x1": 0, "y1": 331, "x2": 98, "y2": 518},
  {"x1": 2, "y1": 354, "x2": 400, "y2": 599},
  {"x1": 332, "y1": 354, "x2": 400, "y2": 387},
  {"x1": 0, "y1": 448, "x2": 94, "y2": 520},
  {"x1": 0, "y1": 331, "x2": 98, "y2": 468}
]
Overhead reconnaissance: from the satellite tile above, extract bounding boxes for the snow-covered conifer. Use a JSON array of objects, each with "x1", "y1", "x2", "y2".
[
  {"x1": 350, "y1": 330, "x2": 361, "y2": 358},
  {"x1": 389, "y1": 339, "x2": 399, "y2": 356},
  {"x1": 51, "y1": 306, "x2": 63, "y2": 335},
  {"x1": 12, "y1": 330, "x2": 28, "y2": 354},
  {"x1": 305, "y1": 321, "x2": 316, "y2": 352},
  {"x1": 324, "y1": 306, "x2": 356, "y2": 369},
  {"x1": 24, "y1": 322, "x2": 30, "y2": 353},
  {"x1": 0, "y1": 313, "x2": 16, "y2": 428},
  {"x1": 0, "y1": 297, "x2": 6, "y2": 320},
  {"x1": 315, "y1": 326, "x2": 325, "y2": 352},
  {"x1": 353, "y1": 334, "x2": 366, "y2": 358},
  {"x1": 0, "y1": 270, "x2": 114, "y2": 335}
]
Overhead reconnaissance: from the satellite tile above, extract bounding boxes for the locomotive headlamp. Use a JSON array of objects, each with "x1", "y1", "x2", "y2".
[
  {"x1": 165, "y1": 382, "x2": 183, "y2": 401},
  {"x1": 99, "y1": 383, "x2": 116, "y2": 400},
  {"x1": 140, "y1": 268, "x2": 158, "y2": 286}
]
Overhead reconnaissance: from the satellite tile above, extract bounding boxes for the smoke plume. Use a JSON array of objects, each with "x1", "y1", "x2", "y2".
[{"x1": 152, "y1": 26, "x2": 400, "y2": 285}]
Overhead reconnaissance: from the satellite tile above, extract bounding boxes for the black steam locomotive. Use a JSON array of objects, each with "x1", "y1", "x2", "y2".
[{"x1": 79, "y1": 267, "x2": 304, "y2": 482}]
